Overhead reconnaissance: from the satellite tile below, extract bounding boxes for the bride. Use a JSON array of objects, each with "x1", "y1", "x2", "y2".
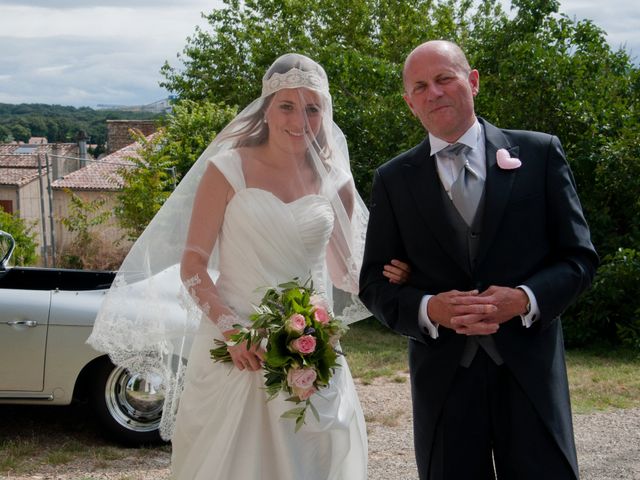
[{"x1": 88, "y1": 53, "x2": 408, "y2": 479}]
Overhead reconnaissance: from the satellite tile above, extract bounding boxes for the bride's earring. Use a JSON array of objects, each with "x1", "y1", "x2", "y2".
[{"x1": 263, "y1": 117, "x2": 268, "y2": 124}]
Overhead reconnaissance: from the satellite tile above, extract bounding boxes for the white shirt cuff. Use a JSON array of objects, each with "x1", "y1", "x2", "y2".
[
  {"x1": 517, "y1": 285, "x2": 539, "y2": 328},
  {"x1": 418, "y1": 295, "x2": 439, "y2": 339}
]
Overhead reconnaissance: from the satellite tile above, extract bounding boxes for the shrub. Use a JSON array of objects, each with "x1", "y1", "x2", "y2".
[
  {"x1": 564, "y1": 248, "x2": 640, "y2": 350},
  {"x1": 0, "y1": 208, "x2": 38, "y2": 266}
]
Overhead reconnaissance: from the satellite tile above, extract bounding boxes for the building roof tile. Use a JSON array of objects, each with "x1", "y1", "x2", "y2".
[
  {"x1": 0, "y1": 167, "x2": 41, "y2": 187},
  {"x1": 51, "y1": 140, "x2": 142, "y2": 191}
]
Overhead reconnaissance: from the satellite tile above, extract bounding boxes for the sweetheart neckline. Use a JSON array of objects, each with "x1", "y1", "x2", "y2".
[{"x1": 235, "y1": 188, "x2": 326, "y2": 206}]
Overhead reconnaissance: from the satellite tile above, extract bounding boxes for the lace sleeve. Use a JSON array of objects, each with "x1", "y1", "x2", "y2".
[{"x1": 179, "y1": 270, "x2": 251, "y2": 332}]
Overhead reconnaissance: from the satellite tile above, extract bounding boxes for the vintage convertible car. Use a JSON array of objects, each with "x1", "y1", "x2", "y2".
[{"x1": 0, "y1": 229, "x2": 165, "y2": 445}]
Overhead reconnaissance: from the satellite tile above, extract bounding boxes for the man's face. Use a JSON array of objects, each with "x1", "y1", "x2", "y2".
[{"x1": 403, "y1": 44, "x2": 479, "y2": 143}]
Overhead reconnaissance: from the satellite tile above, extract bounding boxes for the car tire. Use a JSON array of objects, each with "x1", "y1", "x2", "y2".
[{"x1": 89, "y1": 357, "x2": 166, "y2": 446}]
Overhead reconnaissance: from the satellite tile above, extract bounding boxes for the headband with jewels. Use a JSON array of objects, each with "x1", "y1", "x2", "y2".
[{"x1": 261, "y1": 68, "x2": 330, "y2": 97}]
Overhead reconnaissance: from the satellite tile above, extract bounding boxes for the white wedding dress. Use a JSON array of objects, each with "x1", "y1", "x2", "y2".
[{"x1": 170, "y1": 151, "x2": 368, "y2": 480}]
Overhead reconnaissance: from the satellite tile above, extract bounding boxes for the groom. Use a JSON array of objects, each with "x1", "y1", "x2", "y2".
[{"x1": 359, "y1": 40, "x2": 598, "y2": 479}]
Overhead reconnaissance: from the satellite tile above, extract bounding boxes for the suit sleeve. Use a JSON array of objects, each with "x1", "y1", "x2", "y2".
[
  {"x1": 359, "y1": 169, "x2": 428, "y2": 341},
  {"x1": 524, "y1": 136, "x2": 599, "y2": 326}
]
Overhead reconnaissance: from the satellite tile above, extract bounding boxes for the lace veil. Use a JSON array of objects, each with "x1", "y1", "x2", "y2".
[{"x1": 87, "y1": 53, "x2": 370, "y2": 440}]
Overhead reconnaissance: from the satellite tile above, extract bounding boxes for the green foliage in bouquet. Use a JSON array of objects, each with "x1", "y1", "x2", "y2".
[{"x1": 210, "y1": 278, "x2": 347, "y2": 431}]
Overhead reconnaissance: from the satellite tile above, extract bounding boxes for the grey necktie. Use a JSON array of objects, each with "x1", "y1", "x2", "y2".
[{"x1": 444, "y1": 143, "x2": 483, "y2": 226}]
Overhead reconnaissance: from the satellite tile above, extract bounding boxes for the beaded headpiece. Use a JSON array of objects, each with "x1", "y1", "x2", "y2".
[{"x1": 261, "y1": 67, "x2": 329, "y2": 97}]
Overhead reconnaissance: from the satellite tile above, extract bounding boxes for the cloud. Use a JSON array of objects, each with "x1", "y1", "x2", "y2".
[
  {"x1": 556, "y1": 0, "x2": 639, "y2": 59},
  {"x1": 0, "y1": 34, "x2": 174, "y2": 106},
  {"x1": 0, "y1": 1, "x2": 216, "y2": 106},
  {"x1": 0, "y1": 0, "x2": 210, "y2": 7},
  {"x1": 0, "y1": 0, "x2": 637, "y2": 107}
]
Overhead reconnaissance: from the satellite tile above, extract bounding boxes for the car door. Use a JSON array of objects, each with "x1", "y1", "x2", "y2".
[{"x1": 0, "y1": 289, "x2": 51, "y2": 391}]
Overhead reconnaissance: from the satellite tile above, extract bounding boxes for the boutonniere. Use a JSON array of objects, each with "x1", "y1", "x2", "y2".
[{"x1": 496, "y1": 148, "x2": 521, "y2": 169}]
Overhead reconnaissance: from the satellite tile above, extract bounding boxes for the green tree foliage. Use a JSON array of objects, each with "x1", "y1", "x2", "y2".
[
  {"x1": 0, "y1": 103, "x2": 160, "y2": 148},
  {"x1": 0, "y1": 208, "x2": 38, "y2": 266},
  {"x1": 160, "y1": 0, "x2": 484, "y2": 193},
  {"x1": 114, "y1": 100, "x2": 236, "y2": 240},
  {"x1": 159, "y1": 0, "x2": 639, "y2": 346},
  {"x1": 468, "y1": 1, "x2": 639, "y2": 259},
  {"x1": 115, "y1": 132, "x2": 175, "y2": 241},
  {"x1": 59, "y1": 189, "x2": 111, "y2": 269},
  {"x1": 565, "y1": 248, "x2": 640, "y2": 350},
  {"x1": 161, "y1": 0, "x2": 637, "y2": 249},
  {"x1": 158, "y1": 99, "x2": 237, "y2": 179}
]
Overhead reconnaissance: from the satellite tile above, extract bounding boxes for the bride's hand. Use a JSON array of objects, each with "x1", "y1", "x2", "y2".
[
  {"x1": 383, "y1": 259, "x2": 411, "y2": 284},
  {"x1": 224, "y1": 330, "x2": 265, "y2": 371}
]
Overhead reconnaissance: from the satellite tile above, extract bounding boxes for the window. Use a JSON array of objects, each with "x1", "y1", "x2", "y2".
[
  {"x1": 14, "y1": 145, "x2": 38, "y2": 154},
  {"x1": 0, "y1": 200, "x2": 13, "y2": 214}
]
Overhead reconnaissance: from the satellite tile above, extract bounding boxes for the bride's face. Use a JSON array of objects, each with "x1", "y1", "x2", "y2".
[{"x1": 265, "y1": 88, "x2": 323, "y2": 155}]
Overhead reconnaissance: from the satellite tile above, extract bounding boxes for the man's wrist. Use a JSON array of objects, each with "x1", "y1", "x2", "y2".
[
  {"x1": 516, "y1": 287, "x2": 530, "y2": 315},
  {"x1": 516, "y1": 285, "x2": 538, "y2": 327},
  {"x1": 419, "y1": 295, "x2": 439, "y2": 339}
]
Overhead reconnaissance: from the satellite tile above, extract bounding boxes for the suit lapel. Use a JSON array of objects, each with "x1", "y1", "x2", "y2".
[
  {"x1": 476, "y1": 118, "x2": 519, "y2": 267},
  {"x1": 402, "y1": 139, "x2": 470, "y2": 274}
]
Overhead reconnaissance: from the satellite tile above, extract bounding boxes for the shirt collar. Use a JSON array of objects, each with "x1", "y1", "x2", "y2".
[{"x1": 429, "y1": 119, "x2": 481, "y2": 156}]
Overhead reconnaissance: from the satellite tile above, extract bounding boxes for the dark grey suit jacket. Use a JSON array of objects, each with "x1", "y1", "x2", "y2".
[{"x1": 359, "y1": 117, "x2": 598, "y2": 478}]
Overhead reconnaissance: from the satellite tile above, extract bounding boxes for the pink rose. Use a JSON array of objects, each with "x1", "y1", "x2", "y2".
[
  {"x1": 313, "y1": 306, "x2": 330, "y2": 325},
  {"x1": 310, "y1": 294, "x2": 328, "y2": 310},
  {"x1": 287, "y1": 367, "x2": 317, "y2": 390},
  {"x1": 285, "y1": 313, "x2": 306, "y2": 334},
  {"x1": 290, "y1": 335, "x2": 316, "y2": 354}
]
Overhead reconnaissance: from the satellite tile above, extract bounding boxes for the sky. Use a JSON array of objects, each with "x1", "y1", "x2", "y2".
[{"x1": 0, "y1": 0, "x2": 638, "y2": 108}]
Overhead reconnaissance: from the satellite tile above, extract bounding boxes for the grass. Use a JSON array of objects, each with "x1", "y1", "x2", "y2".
[
  {"x1": 342, "y1": 318, "x2": 640, "y2": 413},
  {"x1": 341, "y1": 318, "x2": 409, "y2": 383},
  {"x1": 566, "y1": 346, "x2": 640, "y2": 413},
  {"x1": 0, "y1": 402, "x2": 171, "y2": 477},
  {"x1": 0, "y1": 437, "x2": 131, "y2": 475}
]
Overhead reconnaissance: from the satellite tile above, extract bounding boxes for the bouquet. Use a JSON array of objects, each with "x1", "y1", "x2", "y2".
[{"x1": 210, "y1": 278, "x2": 347, "y2": 431}]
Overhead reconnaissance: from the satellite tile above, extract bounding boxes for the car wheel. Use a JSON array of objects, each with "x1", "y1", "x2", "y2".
[{"x1": 90, "y1": 358, "x2": 166, "y2": 445}]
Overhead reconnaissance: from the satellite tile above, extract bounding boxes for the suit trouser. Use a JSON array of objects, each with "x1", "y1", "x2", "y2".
[{"x1": 425, "y1": 349, "x2": 577, "y2": 480}]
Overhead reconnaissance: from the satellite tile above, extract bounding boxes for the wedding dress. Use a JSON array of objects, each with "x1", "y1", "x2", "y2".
[{"x1": 170, "y1": 150, "x2": 367, "y2": 480}]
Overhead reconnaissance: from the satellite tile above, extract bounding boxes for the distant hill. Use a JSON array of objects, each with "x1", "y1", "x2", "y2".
[{"x1": 0, "y1": 103, "x2": 164, "y2": 149}]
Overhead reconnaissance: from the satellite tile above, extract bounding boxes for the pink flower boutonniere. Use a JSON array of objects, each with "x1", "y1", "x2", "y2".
[{"x1": 496, "y1": 148, "x2": 522, "y2": 170}]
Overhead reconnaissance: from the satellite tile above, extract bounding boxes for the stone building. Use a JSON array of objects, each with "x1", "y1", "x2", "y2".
[
  {"x1": 106, "y1": 120, "x2": 156, "y2": 154},
  {"x1": 0, "y1": 121, "x2": 157, "y2": 267},
  {"x1": 0, "y1": 140, "x2": 83, "y2": 264}
]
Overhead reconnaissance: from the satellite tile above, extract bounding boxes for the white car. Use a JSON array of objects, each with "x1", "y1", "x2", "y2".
[{"x1": 0, "y1": 230, "x2": 165, "y2": 445}]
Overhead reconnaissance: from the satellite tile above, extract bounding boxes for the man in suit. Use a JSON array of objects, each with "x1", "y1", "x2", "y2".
[{"x1": 359, "y1": 40, "x2": 598, "y2": 479}]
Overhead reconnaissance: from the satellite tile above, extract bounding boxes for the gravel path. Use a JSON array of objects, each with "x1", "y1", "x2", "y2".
[
  {"x1": 361, "y1": 374, "x2": 640, "y2": 480},
  {"x1": 2, "y1": 375, "x2": 639, "y2": 479}
]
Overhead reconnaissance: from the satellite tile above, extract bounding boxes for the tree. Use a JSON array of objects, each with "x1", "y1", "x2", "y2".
[
  {"x1": 59, "y1": 189, "x2": 112, "y2": 269},
  {"x1": 160, "y1": 0, "x2": 488, "y2": 193},
  {"x1": 114, "y1": 132, "x2": 176, "y2": 241},
  {"x1": 159, "y1": 0, "x2": 640, "y2": 346},
  {"x1": 158, "y1": 99, "x2": 237, "y2": 179},
  {"x1": 160, "y1": 0, "x2": 638, "y2": 240},
  {"x1": 0, "y1": 103, "x2": 160, "y2": 145},
  {"x1": 114, "y1": 100, "x2": 236, "y2": 240}
]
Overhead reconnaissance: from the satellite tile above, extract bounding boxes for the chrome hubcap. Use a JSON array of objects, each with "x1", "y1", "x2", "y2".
[{"x1": 104, "y1": 367, "x2": 164, "y2": 432}]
